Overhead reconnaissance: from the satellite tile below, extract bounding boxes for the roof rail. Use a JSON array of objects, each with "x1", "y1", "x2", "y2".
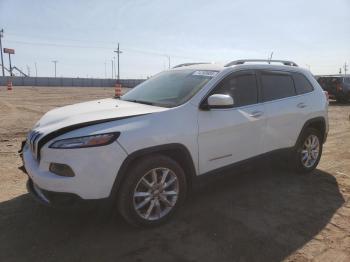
[
  {"x1": 225, "y1": 59, "x2": 298, "y2": 67},
  {"x1": 172, "y1": 62, "x2": 210, "y2": 69}
]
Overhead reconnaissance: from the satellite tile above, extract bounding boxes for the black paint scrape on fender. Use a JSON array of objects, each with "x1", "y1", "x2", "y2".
[{"x1": 37, "y1": 113, "x2": 150, "y2": 159}]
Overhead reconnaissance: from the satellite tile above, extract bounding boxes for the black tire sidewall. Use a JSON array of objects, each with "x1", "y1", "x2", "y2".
[
  {"x1": 294, "y1": 128, "x2": 323, "y2": 173},
  {"x1": 117, "y1": 154, "x2": 187, "y2": 227}
]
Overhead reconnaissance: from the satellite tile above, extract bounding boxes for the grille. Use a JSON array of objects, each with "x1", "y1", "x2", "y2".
[{"x1": 27, "y1": 130, "x2": 42, "y2": 160}]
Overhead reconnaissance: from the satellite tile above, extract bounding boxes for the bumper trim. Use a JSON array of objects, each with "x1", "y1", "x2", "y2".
[
  {"x1": 26, "y1": 178, "x2": 84, "y2": 207},
  {"x1": 26, "y1": 179, "x2": 51, "y2": 206}
]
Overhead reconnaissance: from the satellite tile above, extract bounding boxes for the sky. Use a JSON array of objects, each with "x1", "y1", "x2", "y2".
[{"x1": 0, "y1": 0, "x2": 349, "y2": 78}]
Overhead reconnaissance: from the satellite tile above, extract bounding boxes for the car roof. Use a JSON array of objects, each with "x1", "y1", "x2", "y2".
[{"x1": 171, "y1": 62, "x2": 309, "y2": 74}]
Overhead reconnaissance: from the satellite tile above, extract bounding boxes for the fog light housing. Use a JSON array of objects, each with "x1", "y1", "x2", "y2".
[{"x1": 49, "y1": 163, "x2": 75, "y2": 177}]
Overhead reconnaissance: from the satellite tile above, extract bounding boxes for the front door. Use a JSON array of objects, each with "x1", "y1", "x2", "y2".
[{"x1": 197, "y1": 70, "x2": 266, "y2": 174}]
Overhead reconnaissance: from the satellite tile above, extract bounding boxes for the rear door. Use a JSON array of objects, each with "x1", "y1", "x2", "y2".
[
  {"x1": 258, "y1": 70, "x2": 311, "y2": 152},
  {"x1": 197, "y1": 70, "x2": 266, "y2": 174}
]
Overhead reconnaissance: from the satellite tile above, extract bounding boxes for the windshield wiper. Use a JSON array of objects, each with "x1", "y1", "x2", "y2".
[{"x1": 123, "y1": 99, "x2": 155, "y2": 106}]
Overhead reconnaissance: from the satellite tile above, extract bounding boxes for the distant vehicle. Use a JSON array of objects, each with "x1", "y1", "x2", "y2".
[
  {"x1": 20, "y1": 59, "x2": 328, "y2": 227},
  {"x1": 317, "y1": 75, "x2": 350, "y2": 102}
]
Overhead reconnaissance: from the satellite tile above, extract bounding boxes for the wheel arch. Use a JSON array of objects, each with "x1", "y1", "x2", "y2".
[
  {"x1": 109, "y1": 143, "x2": 197, "y2": 199},
  {"x1": 295, "y1": 117, "x2": 327, "y2": 147}
]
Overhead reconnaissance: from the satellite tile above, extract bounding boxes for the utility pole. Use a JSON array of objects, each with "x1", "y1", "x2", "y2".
[
  {"x1": 104, "y1": 61, "x2": 107, "y2": 78},
  {"x1": 26, "y1": 65, "x2": 30, "y2": 76},
  {"x1": 0, "y1": 29, "x2": 4, "y2": 76},
  {"x1": 8, "y1": 53, "x2": 12, "y2": 76},
  {"x1": 113, "y1": 56, "x2": 116, "y2": 79},
  {"x1": 52, "y1": 60, "x2": 58, "y2": 77},
  {"x1": 111, "y1": 59, "x2": 114, "y2": 78},
  {"x1": 344, "y1": 62, "x2": 348, "y2": 76},
  {"x1": 4, "y1": 49, "x2": 15, "y2": 76},
  {"x1": 34, "y1": 62, "x2": 38, "y2": 77},
  {"x1": 166, "y1": 55, "x2": 171, "y2": 69},
  {"x1": 114, "y1": 43, "x2": 122, "y2": 81}
]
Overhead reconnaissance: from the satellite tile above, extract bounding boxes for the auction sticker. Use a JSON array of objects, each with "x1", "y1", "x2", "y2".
[{"x1": 192, "y1": 70, "x2": 218, "y2": 77}]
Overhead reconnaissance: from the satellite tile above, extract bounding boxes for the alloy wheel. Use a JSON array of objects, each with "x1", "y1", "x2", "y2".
[
  {"x1": 301, "y1": 134, "x2": 320, "y2": 168},
  {"x1": 133, "y1": 167, "x2": 179, "y2": 221}
]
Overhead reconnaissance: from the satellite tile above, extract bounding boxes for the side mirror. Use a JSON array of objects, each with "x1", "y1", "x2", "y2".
[{"x1": 206, "y1": 94, "x2": 234, "y2": 109}]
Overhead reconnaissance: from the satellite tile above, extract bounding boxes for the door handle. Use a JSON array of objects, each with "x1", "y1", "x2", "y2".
[
  {"x1": 297, "y1": 102, "x2": 307, "y2": 108},
  {"x1": 250, "y1": 111, "x2": 263, "y2": 118}
]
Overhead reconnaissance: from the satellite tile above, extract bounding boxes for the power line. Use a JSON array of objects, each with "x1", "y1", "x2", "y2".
[
  {"x1": 8, "y1": 38, "x2": 348, "y2": 72},
  {"x1": 6, "y1": 34, "x2": 348, "y2": 76},
  {"x1": 6, "y1": 33, "x2": 201, "y2": 60},
  {"x1": 6, "y1": 39, "x2": 202, "y2": 60},
  {"x1": 6, "y1": 32, "x2": 115, "y2": 46}
]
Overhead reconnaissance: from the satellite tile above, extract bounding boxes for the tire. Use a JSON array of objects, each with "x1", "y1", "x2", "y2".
[
  {"x1": 293, "y1": 128, "x2": 323, "y2": 173},
  {"x1": 117, "y1": 154, "x2": 187, "y2": 227}
]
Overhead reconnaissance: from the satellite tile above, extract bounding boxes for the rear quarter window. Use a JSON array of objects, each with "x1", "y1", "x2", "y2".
[
  {"x1": 293, "y1": 73, "x2": 314, "y2": 95},
  {"x1": 261, "y1": 73, "x2": 296, "y2": 102}
]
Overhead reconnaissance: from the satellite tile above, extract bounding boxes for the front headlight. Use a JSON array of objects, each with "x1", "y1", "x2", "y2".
[{"x1": 49, "y1": 132, "x2": 120, "y2": 149}]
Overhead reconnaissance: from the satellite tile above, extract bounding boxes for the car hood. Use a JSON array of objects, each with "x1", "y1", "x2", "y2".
[{"x1": 34, "y1": 98, "x2": 168, "y2": 134}]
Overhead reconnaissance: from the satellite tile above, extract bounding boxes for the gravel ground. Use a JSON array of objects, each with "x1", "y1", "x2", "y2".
[{"x1": 0, "y1": 86, "x2": 349, "y2": 262}]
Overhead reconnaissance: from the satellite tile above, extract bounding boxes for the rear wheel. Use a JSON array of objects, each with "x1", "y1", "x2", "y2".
[
  {"x1": 117, "y1": 154, "x2": 187, "y2": 227},
  {"x1": 293, "y1": 128, "x2": 323, "y2": 173}
]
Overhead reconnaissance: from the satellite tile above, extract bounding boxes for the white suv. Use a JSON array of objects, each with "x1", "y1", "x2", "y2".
[{"x1": 21, "y1": 59, "x2": 328, "y2": 226}]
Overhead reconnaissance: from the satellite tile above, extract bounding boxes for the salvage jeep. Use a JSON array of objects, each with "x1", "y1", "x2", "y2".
[{"x1": 21, "y1": 59, "x2": 328, "y2": 227}]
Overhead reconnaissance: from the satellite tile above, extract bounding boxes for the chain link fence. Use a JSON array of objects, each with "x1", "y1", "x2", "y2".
[{"x1": 0, "y1": 76, "x2": 144, "y2": 88}]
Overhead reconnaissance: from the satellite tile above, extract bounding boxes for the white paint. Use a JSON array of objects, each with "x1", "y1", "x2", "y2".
[{"x1": 23, "y1": 63, "x2": 328, "y2": 200}]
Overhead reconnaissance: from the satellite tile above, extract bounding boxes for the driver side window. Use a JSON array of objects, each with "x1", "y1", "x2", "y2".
[{"x1": 213, "y1": 72, "x2": 258, "y2": 107}]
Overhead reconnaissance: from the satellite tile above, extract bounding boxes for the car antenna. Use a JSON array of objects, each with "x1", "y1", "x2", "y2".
[{"x1": 268, "y1": 51, "x2": 274, "y2": 64}]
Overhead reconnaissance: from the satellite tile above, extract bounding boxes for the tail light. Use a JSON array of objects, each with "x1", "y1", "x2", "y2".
[{"x1": 323, "y1": 91, "x2": 329, "y2": 104}]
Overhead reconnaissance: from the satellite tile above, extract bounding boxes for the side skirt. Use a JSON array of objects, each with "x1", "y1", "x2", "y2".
[{"x1": 195, "y1": 147, "x2": 293, "y2": 181}]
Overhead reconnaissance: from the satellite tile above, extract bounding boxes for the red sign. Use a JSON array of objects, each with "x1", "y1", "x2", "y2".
[{"x1": 4, "y1": 48, "x2": 15, "y2": 54}]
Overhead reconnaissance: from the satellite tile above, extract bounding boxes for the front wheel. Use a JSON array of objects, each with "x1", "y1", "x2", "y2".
[
  {"x1": 293, "y1": 128, "x2": 323, "y2": 173},
  {"x1": 117, "y1": 154, "x2": 187, "y2": 227}
]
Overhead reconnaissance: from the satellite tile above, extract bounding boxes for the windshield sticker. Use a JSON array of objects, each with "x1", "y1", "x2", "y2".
[{"x1": 192, "y1": 70, "x2": 218, "y2": 77}]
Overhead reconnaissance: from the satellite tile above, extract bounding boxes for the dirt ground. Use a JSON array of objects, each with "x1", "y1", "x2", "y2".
[{"x1": 0, "y1": 86, "x2": 349, "y2": 262}]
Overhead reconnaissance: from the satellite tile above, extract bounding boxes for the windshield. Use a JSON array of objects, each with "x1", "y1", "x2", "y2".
[{"x1": 121, "y1": 69, "x2": 218, "y2": 107}]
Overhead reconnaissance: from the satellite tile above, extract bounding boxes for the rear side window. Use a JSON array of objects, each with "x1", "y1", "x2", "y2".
[
  {"x1": 213, "y1": 73, "x2": 258, "y2": 107},
  {"x1": 261, "y1": 73, "x2": 296, "y2": 102},
  {"x1": 293, "y1": 73, "x2": 314, "y2": 94}
]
